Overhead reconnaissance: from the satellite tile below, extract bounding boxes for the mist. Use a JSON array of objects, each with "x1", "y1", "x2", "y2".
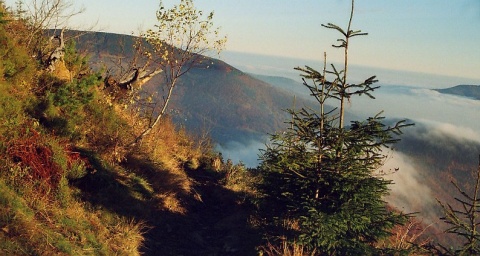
[
  {"x1": 214, "y1": 55, "x2": 480, "y2": 240},
  {"x1": 215, "y1": 138, "x2": 267, "y2": 167},
  {"x1": 222, "y1": 51, "x2": 480, "y2": 88},
  {"x1": 383, "y1": 151, "x2": 437, "y2": 220},
  {"x1": 348, "y1": 85, "x2": 480, "y2": 133}
]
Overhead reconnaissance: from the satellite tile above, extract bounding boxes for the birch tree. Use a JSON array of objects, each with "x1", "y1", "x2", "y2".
[{"x1": 131, "y1": 0, "x2": 226, "y2": 145}]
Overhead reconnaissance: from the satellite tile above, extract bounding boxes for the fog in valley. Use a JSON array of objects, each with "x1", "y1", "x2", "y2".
[
  {"x1": 215, "y1": 52, "x2": 480, "y2": 227},
  {"x1": 222, "y1": 51, "x2": 480, "y2": 89},
  {"x1": 218, "y1": 52, "x2": 480, "y2": 166}
]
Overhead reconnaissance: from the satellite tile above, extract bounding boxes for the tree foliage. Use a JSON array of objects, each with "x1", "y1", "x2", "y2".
[
  {"x1": 436, "y1": 156, "x2": 480, "y2": 255},
  {"x1": 10, "y1": 0, "x2": 83, "y2": 55},
  {"x1": 131, "y1": 0, "x2": 226, "y2": 145},
  {"x1": 258, "y1": 1, "x2": 412, "y2": 254},
  {"x1": 0, "y1": 3, "x2": 35, "y2": 83}
]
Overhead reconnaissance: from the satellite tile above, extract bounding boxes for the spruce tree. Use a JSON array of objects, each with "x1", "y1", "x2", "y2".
[
  {"x1": 258, "y1": 0, "x2": 412, "y2": 254},
  {"x1": 436, "y1": 156, "x2": 480, "y2": 255}
]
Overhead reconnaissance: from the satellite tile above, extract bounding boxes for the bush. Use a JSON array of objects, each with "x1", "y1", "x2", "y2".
[
  {"x1": 5, "y1": 127, "x2": 64, "y2": 191},
  {"x1": 0, "y1": 16, "x2": 35, "y2": 84},
  {"x1": 31, "y1": 73, "x2": 101, "y2": 140},
  {"x1": 0, "y1": 83, "x2": 27, "y2": 138}
]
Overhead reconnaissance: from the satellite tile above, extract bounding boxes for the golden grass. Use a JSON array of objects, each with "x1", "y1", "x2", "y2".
[
  {"x1": 259, "y1": 238, "x2": 313, "y2": 256},
  {"x1": 0, "y1": 165, "x2": 147, "y2": 255},
  {"x1": 0, "y1": 21, "x2": 206, "y2": 254},
  {"x1": 106, "y1": 217, "x2": 147, "y2": 256},
  {"x1": 156, "y1": 193, "x2": 187, "y2": 214},
  {"x1": 0, "y1": 63, "x2": 215, "y2": 255}
]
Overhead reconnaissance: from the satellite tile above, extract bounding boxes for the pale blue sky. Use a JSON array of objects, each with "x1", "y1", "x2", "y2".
[{"x1": 6, "y1": 0, "x2": 480, "y2": 81}]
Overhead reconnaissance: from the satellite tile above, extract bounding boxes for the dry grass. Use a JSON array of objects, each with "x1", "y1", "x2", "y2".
[
  {"x1": 0, "y1": 17, "x2": 202, "y2": 254},
  {"x1": 0, "y1": 129, "x2": 147, "y2": 255},
  {"x1": 0, "y1": 89, "x2": 201, "y2": 255},
  {"x1": 156, "y1": 193, "x2": 188, "y2": 214},
  {"x1": 106, "y1": 217, "x2": 147, "y2": 256},
  {"x1": 145, "y1": 117, "x2": 201, "y2": 169},
  {"x1": 377, "y1": 218, "x2": 434, "y2": 255},
  {"x1": 0, "y1": 171, "x2": 148, "y2": 255},
  {"x1": 259, "y1": 238, "x2": 315, "y2": 256},
  {"x1": 221, "y1": 163, "x2": 261, "y2": 198}
]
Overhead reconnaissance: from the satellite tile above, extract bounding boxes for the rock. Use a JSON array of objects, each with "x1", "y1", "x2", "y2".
[{"x1": 51, "y1": 61, "x2": 71, "y2": 81}]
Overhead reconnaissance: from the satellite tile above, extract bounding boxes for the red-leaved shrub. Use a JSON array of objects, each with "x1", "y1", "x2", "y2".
[{"x1": 7, "y1": 128, "x2": 63, "y2": 189}]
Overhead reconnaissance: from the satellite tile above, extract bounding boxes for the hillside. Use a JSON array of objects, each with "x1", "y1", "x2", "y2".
[
  {"x1": 249, "y1": 73, "x2": 311, "y2": 99},
  {"x1": 434, "y1": 84, "x2": 480, "y2": 100},
  {"x1": 159, "y1": 60, "x2": 295, "y2": 144},
  {"x1": 1, "y1": 4, "x2": 479, "y2": 252},
  {"x1": 70, "y1": 31, "x2": 319, "y2": 146},
  {"x1": 0, "y1": 14, "x2": 265, "y2": 255}
]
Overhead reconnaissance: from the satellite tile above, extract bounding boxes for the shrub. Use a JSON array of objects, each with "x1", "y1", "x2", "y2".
[
  {"x1": 221, "y1": 161, "x2": 260, "y2": 197},
  {"x1": 83, "y1": 101, "x2": 133, "y2": 160},
  {"x1": 0, "y1": 15, "x2": 35, "y2": 84},
  {"x1": 6, "y1": 127, "x2": 63, "y2": 191},
  {"x1": 0, "y1": 83, "x2": 26, "y2": 138},
  {"x1": 32, "y1": 73, "x2": 101, "y2": 140},
  {"x1": 63, "y1": 39, "x2": 90, "y2": 78},
  {"x1": 49, "y1": 74, "x2": 98, "y2": 112}
]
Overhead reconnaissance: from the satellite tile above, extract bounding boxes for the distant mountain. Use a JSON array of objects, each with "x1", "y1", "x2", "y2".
[
  {"x1": 434, "y1": 84, "x2": 480, "y2": 100},
  {"x1": 162, "y1": 60, "x2": 299, "y2": 144},
  {"x1": 70, "y1": 31, "x2": 315, "y2": 145},
  {"x1": 249, "y1": 73, "x2": 311, "y2": 99}
]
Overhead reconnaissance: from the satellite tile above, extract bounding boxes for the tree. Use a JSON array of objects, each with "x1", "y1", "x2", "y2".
[
  {"x1": 0, "y1": 3, "x2": 35, "y2": 83},
  {"x1": 436, "y1": 155, "x2": 480, "y2": 255},
  {"x1": 9, "y1": 0, "x2": 84, "y2": 55},
  {"x1": 258, "y1": 0, "x2": 412, "y2": 254},
  {"x1": 0, "y1": 2, "x2": 6, "y2": 24},
  {"x1": 131, "y1": 0, "x2": 226, "y2": 145}
]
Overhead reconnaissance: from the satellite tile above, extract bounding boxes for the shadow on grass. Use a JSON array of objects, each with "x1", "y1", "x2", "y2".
[{"x1": 71, "y1": 149, "x2": 262, "y2": 255}]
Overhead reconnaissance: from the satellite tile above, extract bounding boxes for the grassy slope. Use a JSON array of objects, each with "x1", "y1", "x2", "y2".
[{"x1": 0, "y1": 25, "x2": 263, "y2": 256}]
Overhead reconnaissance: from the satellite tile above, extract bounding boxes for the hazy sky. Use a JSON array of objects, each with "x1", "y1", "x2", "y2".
[{"x1": 6, "y1": 0, "x2": 480, "y2": 81}]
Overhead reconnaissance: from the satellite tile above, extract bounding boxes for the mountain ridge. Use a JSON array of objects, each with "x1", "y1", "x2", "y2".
[
  {"x1": 70, "y1": 30, "x2": 318, "y2": 146},
  {"x1": 434, "y1": 84, "x2": 480, "y2": 100}
]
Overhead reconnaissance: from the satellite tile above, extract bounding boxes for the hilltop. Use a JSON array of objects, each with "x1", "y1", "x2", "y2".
[
  {"x1": 434, "y1": 84, "x2": 480, "y2": 100},
  {"x1": 69, "y1": 30, "x2": 321, "y2": 146}
]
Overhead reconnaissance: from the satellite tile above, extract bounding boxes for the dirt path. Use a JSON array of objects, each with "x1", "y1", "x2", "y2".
[{"x1": 140, "y1": 170, "x2": 261, "y2": 255}]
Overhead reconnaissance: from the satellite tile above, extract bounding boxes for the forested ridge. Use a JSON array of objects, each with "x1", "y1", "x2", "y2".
[
  {"x1": 0, "y1": 0, "x2": 479, "y2": 255},
  {"x1": 435, "y1": 84, "x2": 480, "y2": 100}
]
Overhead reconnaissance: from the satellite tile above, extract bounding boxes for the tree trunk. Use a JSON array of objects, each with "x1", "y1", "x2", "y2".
[{"x1": 129, "y1": 78, "x2": 176, "y2": 147}]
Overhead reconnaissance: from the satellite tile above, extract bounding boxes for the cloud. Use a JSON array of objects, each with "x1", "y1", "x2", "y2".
[
  {"x1": 412, "y1": 119, "x2": 480, "y2": 145},
  {"x1": 382, "y1": 151, "x2": 439, "y2": 222},
  {"x1": 411, "y1": 88, "x2": 480, "y2": 108},
  {"x1": 215, "y1": 139, "x2": 267, "y2": 168},
  {"x1": 347, "y1": 85, "x2": 480, "y2": 138},
  {"x1": 405, "y1": 119, "x2": 480, "y2": 147}
]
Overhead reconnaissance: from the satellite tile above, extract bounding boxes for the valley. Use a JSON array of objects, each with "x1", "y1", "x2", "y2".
[{"x1": 2, "y1": 0, "x2": 480, "y2": 253}]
